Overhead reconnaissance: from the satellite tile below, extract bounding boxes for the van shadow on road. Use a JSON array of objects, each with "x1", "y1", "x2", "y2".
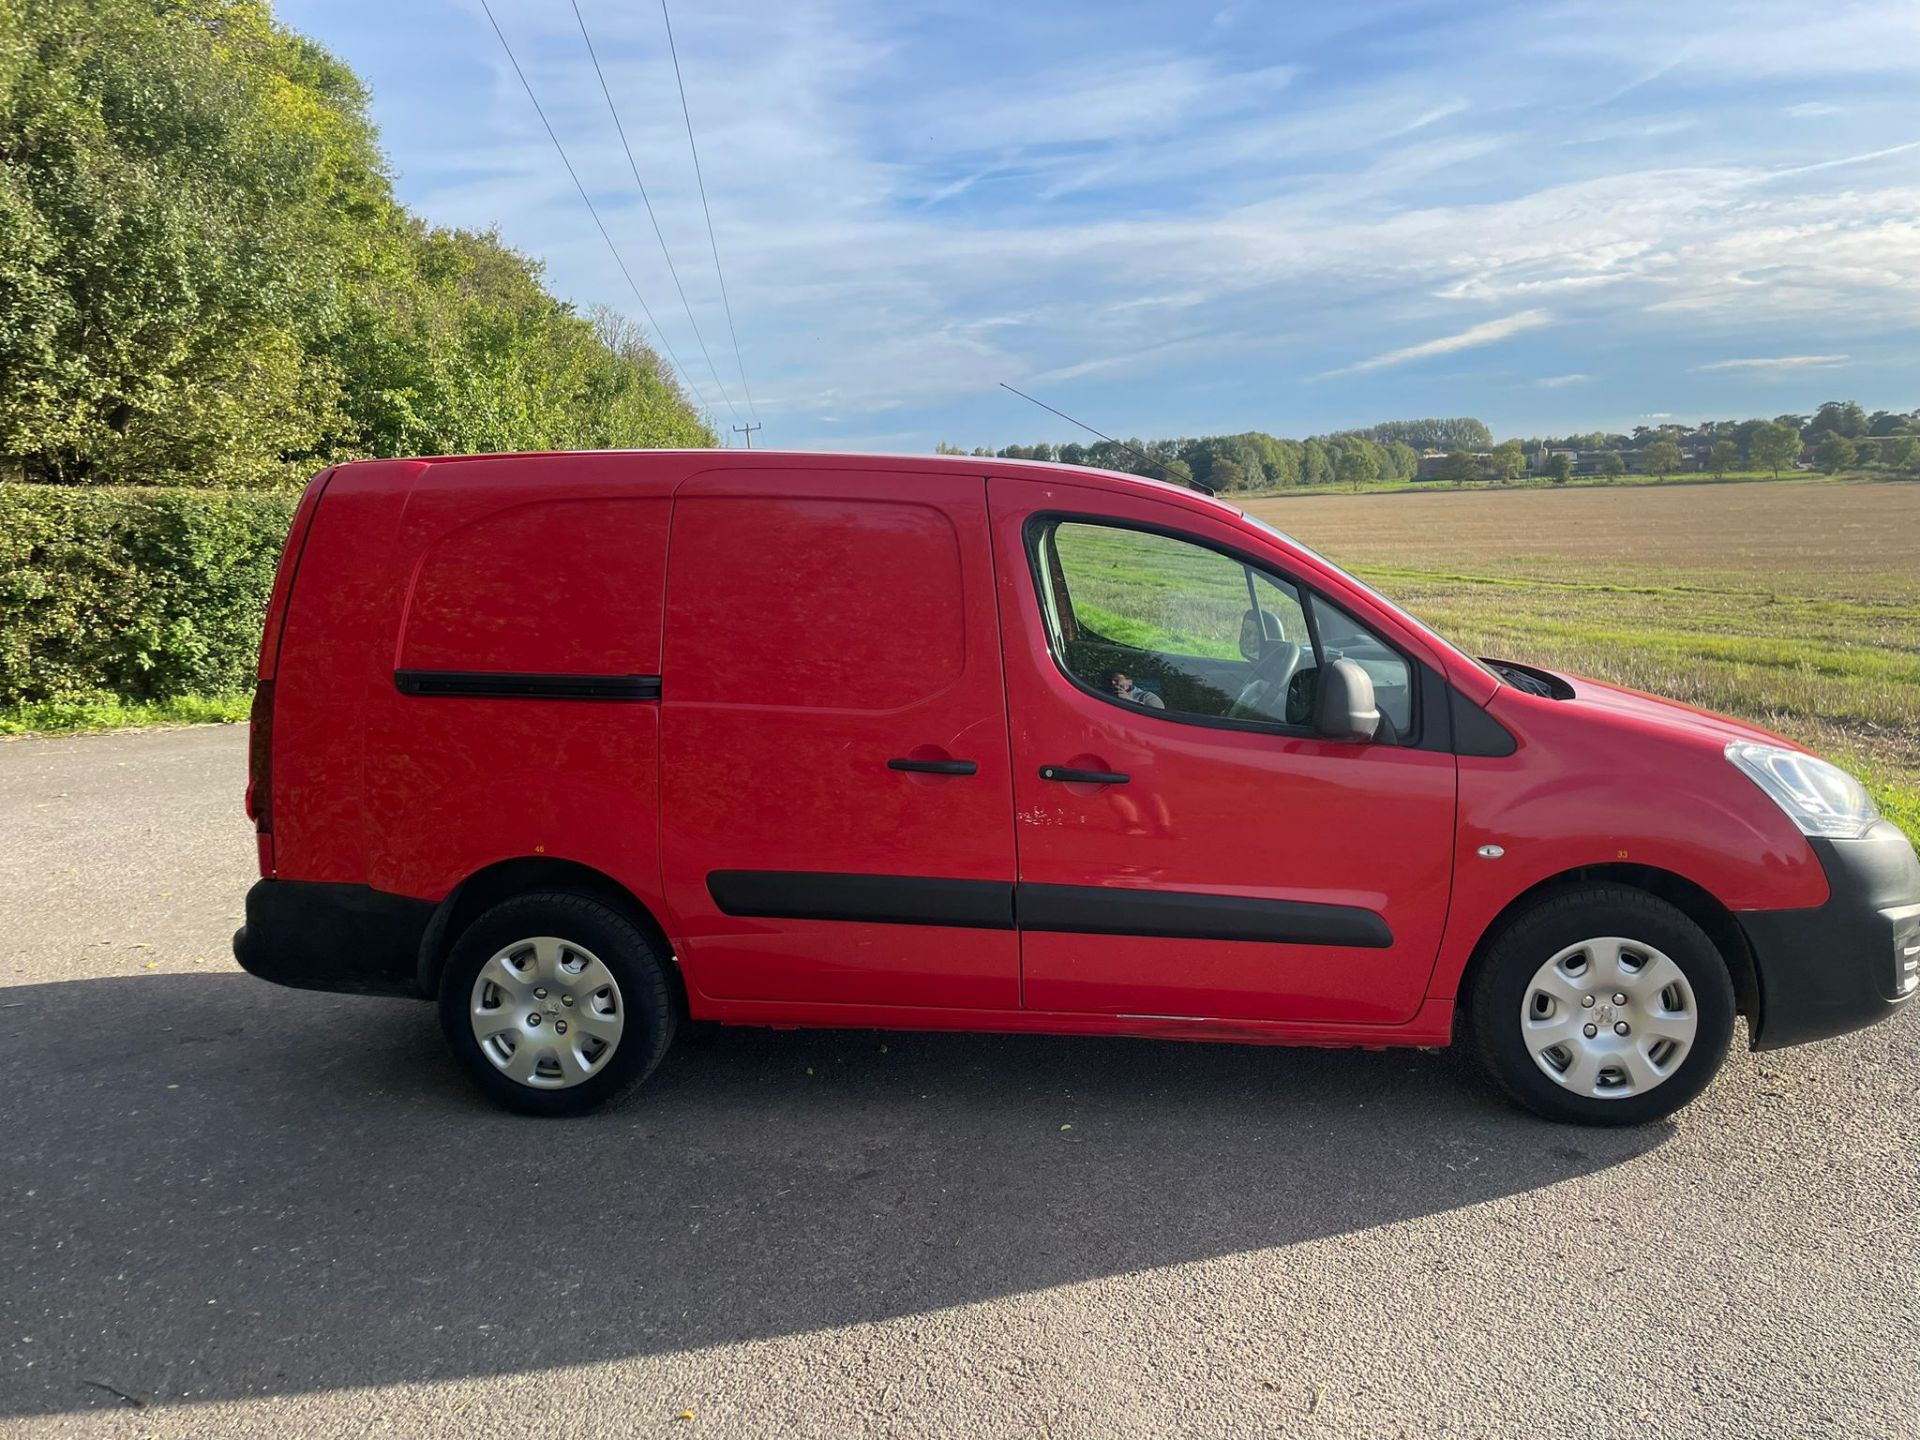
[{"x1": 0, "y1": 973, "x2": 1665, "y2": 1415}]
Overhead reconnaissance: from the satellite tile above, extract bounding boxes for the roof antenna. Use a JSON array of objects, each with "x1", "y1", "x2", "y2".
[{"x1": 998, "y1": 382, "x2": 1214, "y2": 495}]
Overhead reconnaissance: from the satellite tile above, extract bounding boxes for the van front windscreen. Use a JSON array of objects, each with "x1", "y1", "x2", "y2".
[{"x1": 1239, "y1": 513, "x2": 1497, "y2": 680}]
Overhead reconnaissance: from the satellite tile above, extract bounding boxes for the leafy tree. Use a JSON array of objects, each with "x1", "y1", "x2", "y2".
[
  {"x1": 1709, "y1": 440, "x2": 1740, "y2": 477},
  {"x1": 1382, "y1": 441, "x2": 1420, "y2": 484},
  {"x1": 1207, "y1": 456, "x2": 1248, "y2": 491},
  {"x1": 1642, "y1": 440, "x2": 1684, "y2": 477},
  {"x1": 0, "y1": 0, "x2": 710, "y2": 488},
  {"x1": 1599, "y1": 451, "x2": 1626, "y2": 477},
  {"x1": 1811, "y1": 400, "x2": 1867, "y2": 439},
  {"x1": 1490, "y1": 440, "x2": 1525, "y2": 484},
  {"x1": 1301, "y1": 438, "x2": 1333, "y2": 486},
  {"x1": 1547, "y1": 452, "x2": 1573, "y2": 484},
  {"x1": 1336, "y1": 442, "x2": 1380, "y2": 491},
  {"x1": 1749, "y1": 422, "x2": 1801, "y2": 477},
  {"x1": 1440, "y1": 450, "x2": 1478, "y2": 483},
  {"x1": 1355, "y1": 418, "x2": 1492, "y2": 449},
  {"x1": 1882, "y1": 435, "x2": 1918, "y2": 470},
  {"x1": 1815, "y1": 434, "x2": 1856, "y2": 473}
]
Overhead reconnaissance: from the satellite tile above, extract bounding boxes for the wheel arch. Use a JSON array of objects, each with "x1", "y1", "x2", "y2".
[
  {"x1": 417, "y1": 856, "x2": 686, "y2": 1015},
  {"x1": 1452, "y1": 863, "x2": 1758, "y2": 1036}
]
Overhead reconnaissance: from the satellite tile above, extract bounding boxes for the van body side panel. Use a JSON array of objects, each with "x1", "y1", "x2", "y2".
[
  {"x1": 360, "y1": 470, "x2": 673, "y2": 912},
  {"x1": 659, "y1": 468, "x2": 1021, "y2": 1010},
  {"x1": 1423, "y1": 686, "x2": 1833, "y2": 1003},
  {"x1": 986, "y1": 475, "x2": 1457, "y2": 1025},
  {"x1": 255, "y1": 466, "x2": 337, "y2": 682},
  {"x1": 270, "y1": 464, "x2": 421, "y2": 887}
]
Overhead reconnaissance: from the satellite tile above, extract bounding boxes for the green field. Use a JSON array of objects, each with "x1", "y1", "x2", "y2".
[{"x1": 1248, "y1": 476, "x2": 1920, "y2": 841}]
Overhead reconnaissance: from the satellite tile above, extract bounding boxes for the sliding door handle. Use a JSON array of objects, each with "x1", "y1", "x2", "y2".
[
  {"x1": 1039, "y1": 765, "x2": 1129, "y2": 785},
  {"x1": 888, "y1": 757, "x2": 978, "y2": 776}
]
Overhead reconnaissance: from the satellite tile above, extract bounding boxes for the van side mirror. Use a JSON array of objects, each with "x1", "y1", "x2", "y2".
[{"x1": 1315, "y1": 658, "x2": 1380, "y2": 743}]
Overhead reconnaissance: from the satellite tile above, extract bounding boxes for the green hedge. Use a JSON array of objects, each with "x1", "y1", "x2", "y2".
[{"x1": 0, "y1": 484, "x2": 296, "y2": 706}]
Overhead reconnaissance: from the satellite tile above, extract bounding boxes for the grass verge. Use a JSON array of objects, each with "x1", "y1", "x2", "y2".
[{"x1": 0, "y1": 691, "x2": 251, "y2": 738}]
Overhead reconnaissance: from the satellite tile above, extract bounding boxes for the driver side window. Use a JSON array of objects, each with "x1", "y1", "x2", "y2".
[{"x1": 1033, "y1": 520, "x2": 1316, "y2": 727}]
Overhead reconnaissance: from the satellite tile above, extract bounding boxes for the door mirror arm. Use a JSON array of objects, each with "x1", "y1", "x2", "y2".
[{"x1": 1314, "y1": 657, "x2": 1381, "y2": 743}]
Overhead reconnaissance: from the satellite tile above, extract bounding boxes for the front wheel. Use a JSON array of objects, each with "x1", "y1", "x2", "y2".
[
  {"x1": 1467, "y1": 885, "x2": 1736, "y2": 1126},
  {"x1": 438, "y1": 891, "x2": 677, "y2": 1116}
]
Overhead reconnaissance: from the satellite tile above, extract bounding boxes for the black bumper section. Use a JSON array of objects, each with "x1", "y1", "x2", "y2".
[
  {"x1": 1740, "y1": 822, "x2": 1920, "y2": 1050},
  {"x1": 233, "y1": 879, "x2": 435, "y2": 999}
]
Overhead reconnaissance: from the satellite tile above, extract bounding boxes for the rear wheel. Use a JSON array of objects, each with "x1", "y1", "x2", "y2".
[
  {"x1": 1467, "y1": 885, "x2": 1735, "y2": 1125},
  {"x1": 438, "y1": 891, "x2": 676, "y2": 1116}
]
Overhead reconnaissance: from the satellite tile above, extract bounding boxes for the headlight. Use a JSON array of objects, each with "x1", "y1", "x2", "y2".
[{"x1": 1725, "y1": 741, "x2": 1881, "y2": 839}]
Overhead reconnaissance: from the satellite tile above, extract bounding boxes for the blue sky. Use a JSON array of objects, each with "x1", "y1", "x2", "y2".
[{"x1": 280, "y1": 0, "x2": 1920, "y2": 451}]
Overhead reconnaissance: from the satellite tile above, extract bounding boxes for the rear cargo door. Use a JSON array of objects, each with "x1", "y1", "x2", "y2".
[{"x1": 659, "y1": 468, "x2": 1020, "y2": 1010}]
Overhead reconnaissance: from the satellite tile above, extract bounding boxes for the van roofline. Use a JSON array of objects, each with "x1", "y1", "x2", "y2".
[{"x1": 332, "y1": 448, "x2": 1245, "y2": 517}]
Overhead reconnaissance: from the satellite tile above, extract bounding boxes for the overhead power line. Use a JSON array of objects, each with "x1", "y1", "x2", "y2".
[
  {"x1": 570, "y1": 0, "x2": 739, "y2": 423},
  {"x1": 997, "y1": 382, "x2": 1216, "y2": 495},
  {"x1": 660, "y1": 0, "x2": 760, "y2": 428},
  {"x1": 475, "y1": 0, "x2": 715, "y2": 420}
]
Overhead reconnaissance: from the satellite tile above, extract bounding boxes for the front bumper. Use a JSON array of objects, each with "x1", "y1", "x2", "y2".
[
  {"x1": 233, "y1": 879, "x2": 436, "y2": 999},
  {"x1": 1740, "y1": 821, "x2": 1920, "y2": 1050}
]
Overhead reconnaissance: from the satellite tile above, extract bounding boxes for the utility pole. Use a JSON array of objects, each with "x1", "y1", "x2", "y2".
[{"x1": 732, "y1": 422, "x2": 762, "y2": 449}]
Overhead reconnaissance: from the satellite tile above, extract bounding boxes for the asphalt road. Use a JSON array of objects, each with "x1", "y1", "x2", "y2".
[{"x1": 1, "y1": 725, "x2": 1915, "y2": 1439}]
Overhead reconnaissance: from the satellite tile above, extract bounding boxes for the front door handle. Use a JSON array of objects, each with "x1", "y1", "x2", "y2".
[
  {"x1": 1039, "y1": 765, "x2": 1129, "y2": 785},
  {"x1": 888, "y1": 757, "x2": 978, "y2": 776}
]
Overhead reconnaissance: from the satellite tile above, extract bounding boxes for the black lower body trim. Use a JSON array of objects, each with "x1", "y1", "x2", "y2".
[
  {"x1": 234, "y1": 879, "x2": 435, "y2": 998},
  {"x1": 1021, "y1": 882, "x2": 1392, "y2": 947},
  {"x1": 708, "y1": 871, "x2": 1015, "y2": 929},
  {"x1": 393, "y1": 670, "x2": 660, "y2": 700},
  {"x1": 706, "y1": 871, "x2": 1390, "y2": 947},
  {"x1": 1741, "y1": 824, "x2": 1919, "y2": 1050}
]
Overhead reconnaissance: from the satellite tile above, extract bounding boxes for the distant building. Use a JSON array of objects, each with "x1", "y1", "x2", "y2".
[
  {"x1": 1531, "y1": 449, "x2": 1616, "y2": 476},
  {"x1": 1415, "y1": 450, "x2": 1494, "y2": 480}
]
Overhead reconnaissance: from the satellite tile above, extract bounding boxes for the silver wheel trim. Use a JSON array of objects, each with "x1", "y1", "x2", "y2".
[
  {"x1": 469, "y1": 936, "x2": 624, "y2": 1090},
  {"x1": 1520, "y1": 936, "x2": 1699, "y2": 1099}
]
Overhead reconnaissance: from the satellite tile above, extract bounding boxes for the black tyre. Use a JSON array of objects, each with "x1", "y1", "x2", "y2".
[
  {"x1": 437, "y1": 891, "x2": 677, "y2": 1117},
  {"x1": 1467, "y1": 884, "x2": 1736, "y2": 1126}
]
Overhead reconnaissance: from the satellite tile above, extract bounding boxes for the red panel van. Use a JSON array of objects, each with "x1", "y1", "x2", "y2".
[{"x1": 234, "y1": 451, "x2": 1919, "y2": 1123}]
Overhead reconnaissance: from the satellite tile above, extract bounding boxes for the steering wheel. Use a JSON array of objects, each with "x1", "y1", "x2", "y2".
[{"x1": 1226, "y1": 641, "x2": 1302, "y2": 722}]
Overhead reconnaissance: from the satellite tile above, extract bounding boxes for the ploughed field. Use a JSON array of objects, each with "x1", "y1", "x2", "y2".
[{"x1": 1246, "y1": 477, "x2": 1920, "y2": 841}]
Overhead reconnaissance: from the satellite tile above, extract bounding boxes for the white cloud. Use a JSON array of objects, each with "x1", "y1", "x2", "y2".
[
  {"x1": 1785, "y1": 102, "x2": 1843, "y2": 118},
  {"x1": 381, "y1": 0, "x2": 1920, "y2": 436},
  {"x1": 1765, "y1": 139, "x2": 1920, "y2": 178},
  {"x1": 1318, "y1": 311, "x2": 1554, "y2": 379},
  {"x1": 1692, "y1": 354, "x2": 1850, "y2": 373},
  {"x1": 1537, "y1": 373, "x2": 1592, "y2": 388}
]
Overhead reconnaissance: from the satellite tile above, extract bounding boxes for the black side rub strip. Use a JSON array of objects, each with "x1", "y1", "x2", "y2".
[
  {"x1": 708, "y1": 871, "x2": 1016, "y2": 930},
  {"x1": 394, "y1": 671, "x2": 661, "y2": 701},
  {"x1": 706, "y1": 871, "x2": 1391, "y2": 947},
  {"x1": 1021, "y1": 883, "x2": 1392, "y2": 948}
]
